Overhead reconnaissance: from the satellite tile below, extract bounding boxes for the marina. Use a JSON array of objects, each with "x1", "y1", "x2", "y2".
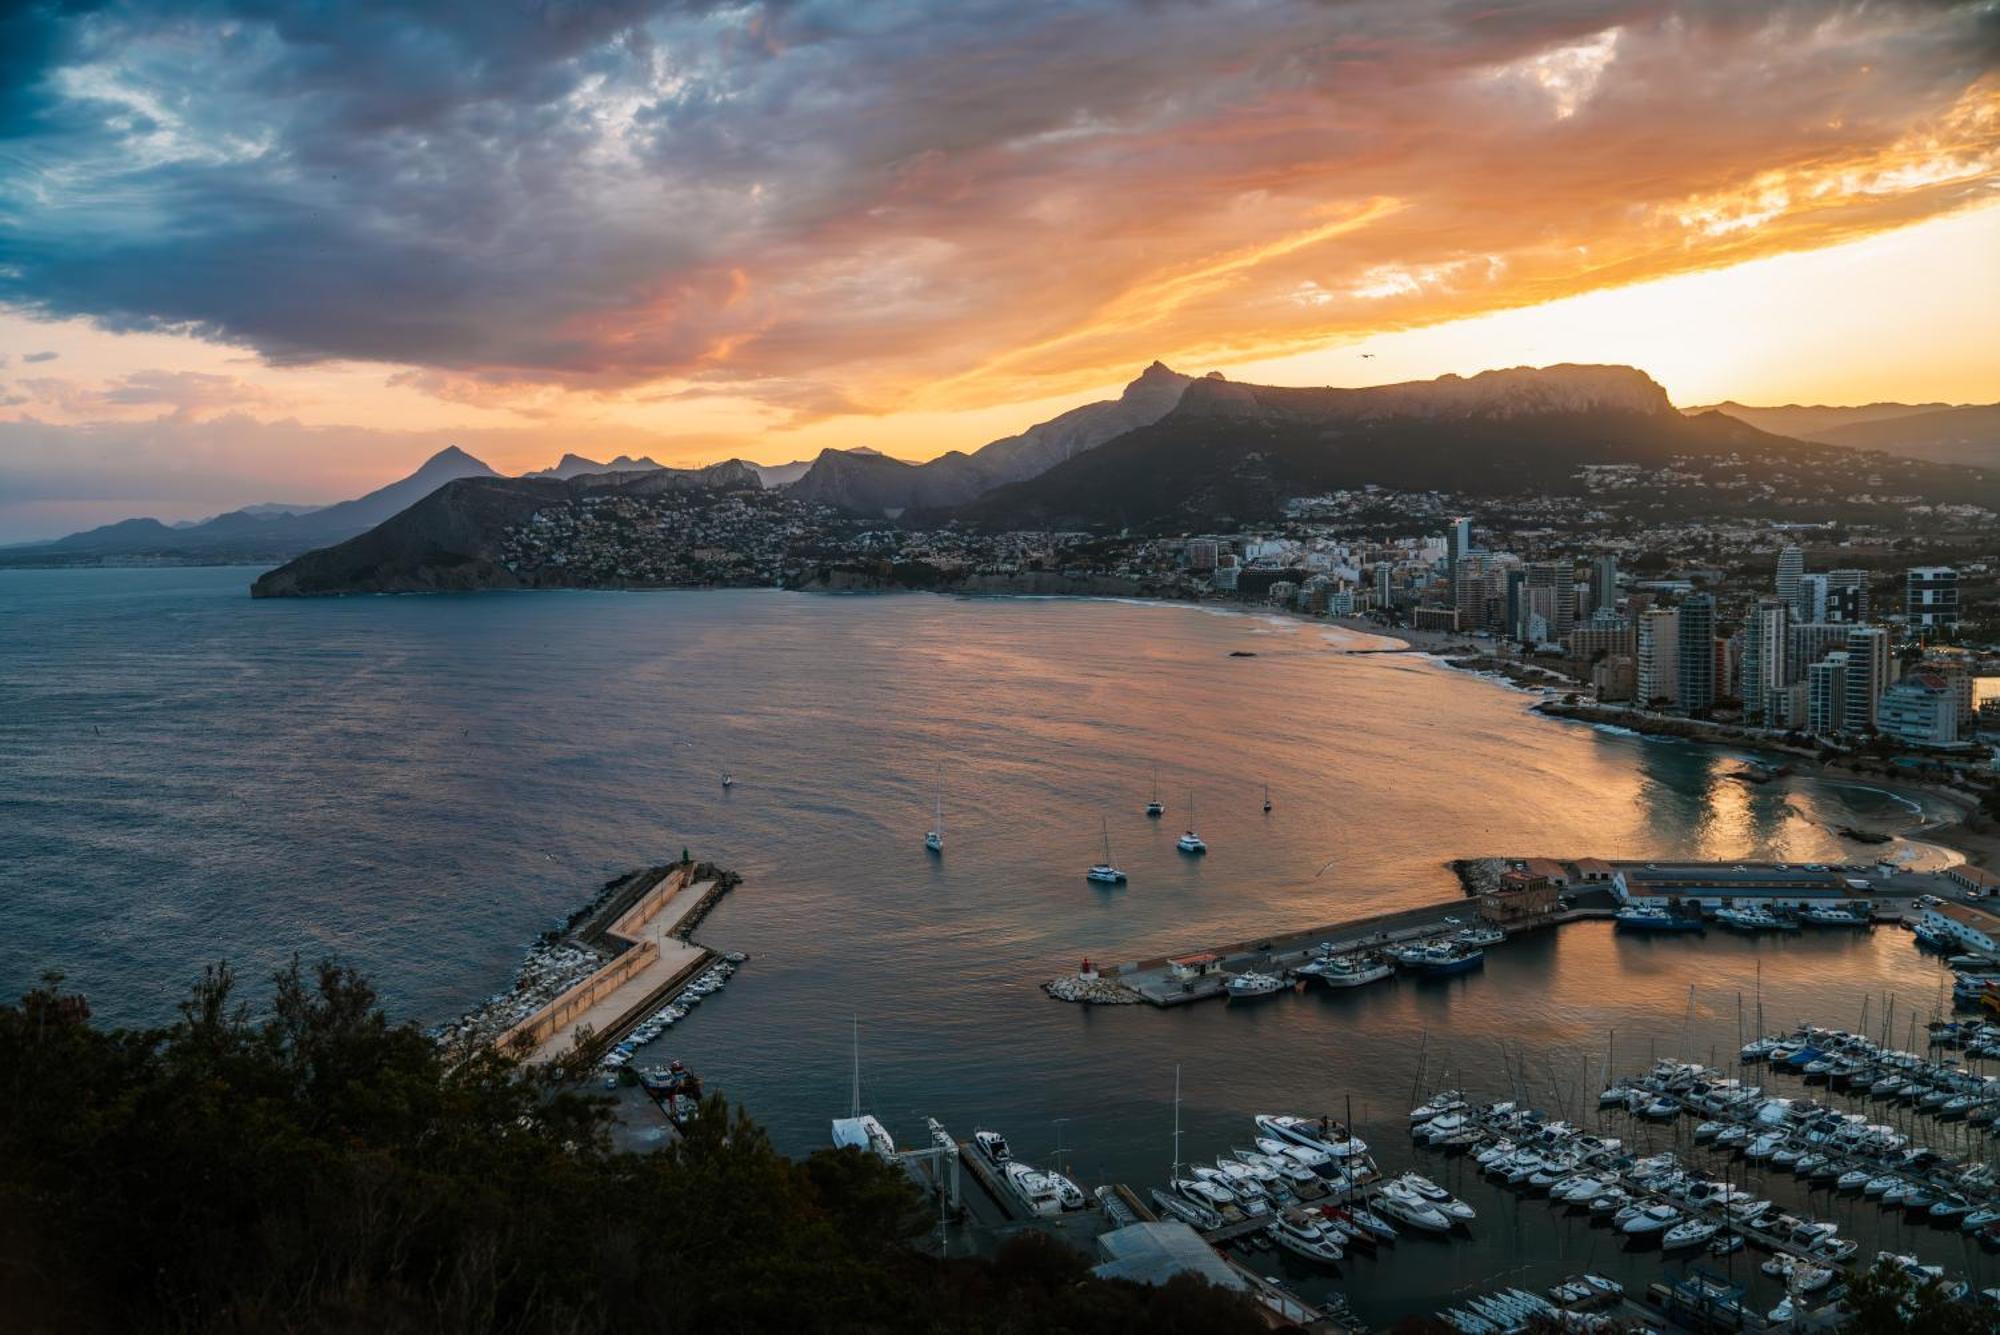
[{"x1": 1051, "y1": 858, "x2": 1965, "y2": 1010}]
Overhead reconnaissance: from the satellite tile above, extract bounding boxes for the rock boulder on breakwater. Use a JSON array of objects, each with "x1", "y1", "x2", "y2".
[{"x1": 1043, "y1": 974, "x2": 1142, "y2": 1004}]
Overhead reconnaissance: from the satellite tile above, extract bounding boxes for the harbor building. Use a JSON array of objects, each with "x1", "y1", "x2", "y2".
[
  {"x1": 1093, "y1": 1221, "x2": 1245, "y2": 1291},
  {"x1": 1906, "y1": 565, "x2": 1959, "y2": 632},
  {"x1": 1916, "y1": 902, "x2": 2000, "y2": 956},
  {"x1": 1949, "y1": 865, "x2": 2000, "y2": 897},
  {"x1": 1610, "y1": 862, "x2": 1875, "y2": 915}
]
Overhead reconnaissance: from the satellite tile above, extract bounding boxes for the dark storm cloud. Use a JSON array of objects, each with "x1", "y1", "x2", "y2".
[{"x1": 0, "y1": 0, "x2": 1993, "y2": 408}]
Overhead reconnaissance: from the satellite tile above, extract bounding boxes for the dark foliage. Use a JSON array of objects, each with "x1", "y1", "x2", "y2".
[{"x1": 0, "y1": 962, "x2": 1267, "y2": 1335}]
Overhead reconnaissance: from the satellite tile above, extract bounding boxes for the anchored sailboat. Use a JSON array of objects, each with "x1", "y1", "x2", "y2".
[
  {"x1": 924, "y1": 765, "x2": 944, "y2": 854},
  {"x1": 1177, "y1": 790, "x2": 1207, "y2": 854},
  {"x1": 1262, "y1": 781, "x2": 1272, "y2": 814},
  {"x1": 1087, "y1": 817, "x2": 1127, "y2": 884},
  {"x1": 1145, "y1": 764, "x2": 1164, "y2": 818}
]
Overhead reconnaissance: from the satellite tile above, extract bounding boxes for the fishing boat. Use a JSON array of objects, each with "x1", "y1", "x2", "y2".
[
  {"x1": 1227, "y1": 971, "x2": 1286, "y2": 999},
  {"x1": 924, "y1": 764, "x2": 944, "y2": 854},
  {"x1": 1304, "y1": 952, "x2": 1393, "y2": 988},
  {"x1": 1614, "y1": 905, "x2": 1705, "y2": 933},
  {"x1": 1086, "y1": 817, "x2": 1126, "y2": 884},
  {"x1": 1411, "y1": 941, "x2": 1484, "y2": 976}
]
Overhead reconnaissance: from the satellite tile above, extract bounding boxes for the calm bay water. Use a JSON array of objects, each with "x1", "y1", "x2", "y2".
[{"x1": 1, "y1": 567, "x2": 1984, "y2": 1320}]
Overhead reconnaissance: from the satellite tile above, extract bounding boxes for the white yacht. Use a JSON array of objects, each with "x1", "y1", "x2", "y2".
[
  {"x1": 1257, "y1": 1113, "x2": 1370, "y2": 1161},
  {"x1": 1004, "y1": 1161, "x2": 1066, "y2": 1217},
  {"x1": 973, "y1": 1129, "x2": 1010, "y2": 1163},
  {"x1": 1268, "y1": 1210, "x2": 1343, "y2": 1264},
  {"x1": 924, "y1": 764, "x2": 944, "y2": 853},
  {"x1": 1374, "y1": 1180, "x2": 1453, "y2": 1232},
  {"x1": 1176, "y1": 790, "x2": 1207, "y2": 854},
  {"x1": 1145, "y1": 764, "x2": 1165, "y2": 818},
  {"x1": 1086, "y1": 817, "x2": 1127, "y2": 884}
]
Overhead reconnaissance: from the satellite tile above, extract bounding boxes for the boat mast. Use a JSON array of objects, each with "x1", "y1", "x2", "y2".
[
  {"x1": 1171, "y1": 1064, "x2": 1183, "y2": 1181},
  {"x1": 850, "y1": 1016, "x2": 861, "y2": 1119}
]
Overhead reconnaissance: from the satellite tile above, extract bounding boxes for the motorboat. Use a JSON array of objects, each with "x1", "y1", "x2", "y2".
[
  {"x1": 1048, "y1": 1169, "x2": 1086, "y2": 1211},
  {"x1": 1374, "y1": 1182, "x2": 1453, "y2": 1233},
  {"x1": 1151, "y1": 1187, "x2": 1222, "y2": 1232},
  {"x1": 1257, "y1": 1114, "x2": 1370, "y2": 1161},
  {"x1": 1662, "y1": 1218, "x2": 1719, "y2": 1250},
  {"x1": 1621, "y1": 1203, "x2": 1683, "y2": 1236},
  {"x1": 1227, "y1": 971, "x2": 1286, "y2": 999},
  {"x1": 1397, "y1": 1172, "x2": 1476, "y2": 1222},
  {"x1": 1267, "y1": 1209, "x2": 1344, "y2": 1264},
  {"x1": 973, "y1": 1129, "x2": 1011, "y2": 1163},
  {"x1": 1256, "y1": 1134, "x2": 1332, "y2": 1173},
  {"x1": 1174, "y1": 1176, "x2": 1238, "y2": 1214}
]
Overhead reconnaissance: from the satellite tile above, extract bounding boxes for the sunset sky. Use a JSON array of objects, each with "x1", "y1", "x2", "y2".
[{"x1": 2, "y1": 1, "x2": 1997, "y2": 540}]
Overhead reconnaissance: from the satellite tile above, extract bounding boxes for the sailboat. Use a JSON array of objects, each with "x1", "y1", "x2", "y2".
[
  {"x1": 1145, "y1": 764, "x2": 1164, "y2": 818},
  {"x1": 720, "y1": 769, "x2": 735, "y2": 789},
  {"x1": 1177, "y1": 790, "x2": 1207, "y2": 854},
  {"x1": 1087, "y1": 817, "x2": 1127, "y2": 884},
  {"x1": 830, "y1": 1017, "x2": 897, "y2": 1159},
  {"x1": 1262, "y1": 781, "x2": 1273, "y2": 814},
  {"x1": 924, "y1": 765, "x2": 944, "y2": 854}
]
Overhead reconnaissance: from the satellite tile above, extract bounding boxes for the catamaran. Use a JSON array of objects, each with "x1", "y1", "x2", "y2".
[
  {"x1": 829, "y1": 1017, "x2": 896, "y2": 1159},
  {"x1": 924, "y1": 765, "x2": 944, "y2": 854},
  {"x1": 1177, "y1": 790, "x2": 1207, "y2": 854},
  {"x1": 1145, "y1": 764, "x2": 1164, "y2": 818},
  {"x1": 1087, "y1": 818, "x2": 1127, "y2": 884}
]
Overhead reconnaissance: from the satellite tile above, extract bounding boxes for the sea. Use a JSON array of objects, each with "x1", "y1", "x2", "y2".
[{"x1": 0, "y1": 566, "x2": 1988, "y2": 1322}]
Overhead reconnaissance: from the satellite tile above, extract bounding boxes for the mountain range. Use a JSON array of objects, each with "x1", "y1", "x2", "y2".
[
  {"x1": 16, "y1": 361, "x2": 2000, "y2": 570},
  {"x1": 6, "y1": 447, "x2": 499, "y2": 561},
  {"x1": 1690, "y1": 400, "x2": 2000, "y2": 469}
]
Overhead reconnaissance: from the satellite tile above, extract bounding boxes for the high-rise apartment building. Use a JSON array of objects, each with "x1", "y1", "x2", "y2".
[
  {"x1": 1906, "y1": 566, "x2": 1959, "y2": 632},
  {"x1": 1676, "y1": 594, "x2": 1717, "y2": 713},
  {"x1": 1741, "y1": 598, "x2": 1789, "y2": 726},
  {"x1": 1775, "y1": 545, "x2": 1804, "y2": 618},
  {"x1": 1807, "y1": 653, "x2": 1848, "y2": 735},
  {"x1": 1843, "y1": 626, "x2": 1891, "y2": 732},
  {"x1": 1637, "y1": 609, "x2": 1679, "y2": 708}
]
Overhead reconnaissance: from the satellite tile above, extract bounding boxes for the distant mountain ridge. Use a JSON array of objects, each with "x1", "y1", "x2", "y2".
[
  {"x1": 15, "y1": 446, "x2": 498, "y2": 559},
  {"x1": 1690, "y1": 400, "x2": 2000, "y2": 469},
  {"x1": 525, "y1": 452, "x2": 669, "y2": 479},
  {"x1": 785, "y1": 362, "x2": 1196, "y2": 515}
]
